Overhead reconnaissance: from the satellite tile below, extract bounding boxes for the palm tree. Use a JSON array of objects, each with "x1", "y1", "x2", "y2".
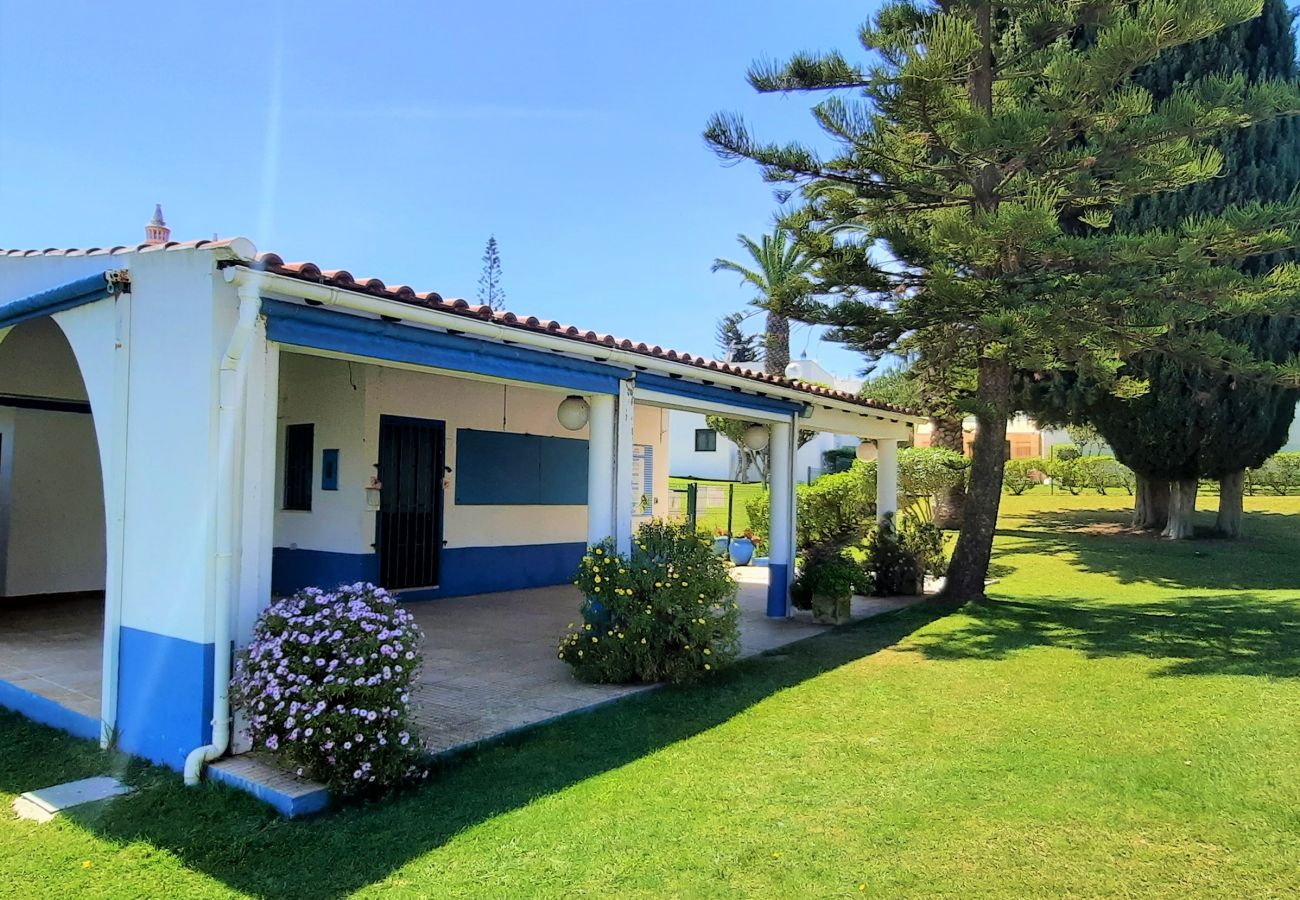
[{"x1": 711, "y1": 226, "x2": 814, "y2": 376}]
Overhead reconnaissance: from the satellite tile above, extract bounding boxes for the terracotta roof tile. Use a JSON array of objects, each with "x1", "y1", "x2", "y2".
[{"x1": 0, "y1": 241, "x2": 918, "y2": 418}]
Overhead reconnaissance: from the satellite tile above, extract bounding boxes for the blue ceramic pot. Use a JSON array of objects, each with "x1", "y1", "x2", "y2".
[
  {"x1": 712, "y1": 536, "x2": 731, "y2": 557},
  {"x1": 729, "y1": 537, "x2": 755, "y2": 567}
]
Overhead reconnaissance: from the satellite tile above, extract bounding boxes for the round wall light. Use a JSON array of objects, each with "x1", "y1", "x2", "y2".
[
  {"x1": 742, "y1": 423, "x2": 770, "y2": 451},
  {"x1": 556, "y1": 395, "x2": 590, "y2": 431},
  {"x1": 856, "y1": 439, "x2": 876, "y2": 461}
]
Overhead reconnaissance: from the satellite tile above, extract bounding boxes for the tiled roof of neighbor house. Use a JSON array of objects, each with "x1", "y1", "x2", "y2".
[{"x1": 0, "y1": 241, "x2": 918, "y2": 419}]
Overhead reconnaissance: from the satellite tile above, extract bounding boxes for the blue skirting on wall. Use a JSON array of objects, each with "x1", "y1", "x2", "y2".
[
  {"x1": 272, "y1": 542, "x2": 585, "y2": 600},
  {"x1": 766, "y1": 563, "x2": 790, "y2": 617},
  {"x1": 0, "y1": 678, "x2": 100, "y2": 742},
  {"x1": 116, "y1": 627, "x2": 215, "y2": 770}
]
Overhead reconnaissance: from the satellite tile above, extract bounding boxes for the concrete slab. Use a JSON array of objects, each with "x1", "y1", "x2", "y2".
[{"x1": 12, "y1": 775, "x2": 132, "y2": 823}]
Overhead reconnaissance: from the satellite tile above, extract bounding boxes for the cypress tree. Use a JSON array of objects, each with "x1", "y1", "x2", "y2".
[
  {"x1": 1022, "y1": 0, "x2": 1300, "y2": 538},
  {"x1": 707, "y1": 1, "x2": 1300, "y2": 601}
]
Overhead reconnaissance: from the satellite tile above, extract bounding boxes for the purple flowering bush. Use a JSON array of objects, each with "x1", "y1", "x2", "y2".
[{"x1": 232, "y1": 582, "x2": 426, "y2": 795}]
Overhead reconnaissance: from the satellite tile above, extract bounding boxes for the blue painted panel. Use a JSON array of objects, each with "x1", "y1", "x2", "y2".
[
  {"x1": 0, "y1": 678, "x2": 99, "y2": 742},
  {"x1": 262, "y1": 299, "x2": 626, "y2": 395},
  {"x1": 537, "y1": 435, "x2": 589, "y2": 505},
  {"x1": 638, "y1": 372, "x2": 804, "y2": 417},
  {"x1": 272, "y1": 548, "x2": 379, "y2": 595},
  {"x1": 270, "y1": 542, "x2": 585, "y2": 600},
  {"x1": 456, "y1": 429, "x2": 588, "y2": 506},
  {"x1": 767, "y1": 563, "x2": 790, "y2": 617},
  {"x1": 320, "y1": 448, "x2": 340, "y2": 491},
  {"x1": 116, "y1": 627, "x2": 215, "y2": 770},
  {"x1": 0, "y1": 272, "x2": 113, "y2": 329}
]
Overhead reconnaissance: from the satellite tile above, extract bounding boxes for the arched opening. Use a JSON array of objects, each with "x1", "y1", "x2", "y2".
[{"x1": 0, "y1": 316, "x2": 106, "y2": 727}]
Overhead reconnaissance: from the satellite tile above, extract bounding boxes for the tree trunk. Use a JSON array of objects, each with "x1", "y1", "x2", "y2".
[
  {"x1": 1132, "y1": 474, "x2": 1170, "y2": 531},
  {"x1": 765, "y1": 312, "x2": 790, "y2": 377},
  {"x1": 937, "y1": 356, "x2": 1011, "y2": 604},
  {"x1": 1161, "y1": 478, "x2": 1199, "y2": 540},
  {"x1": 1216, "y1": 469, "x2": 1244, "y2": 538},
  {"x1": 930, "y1": 414, "x2": 967, "y2": 529}
]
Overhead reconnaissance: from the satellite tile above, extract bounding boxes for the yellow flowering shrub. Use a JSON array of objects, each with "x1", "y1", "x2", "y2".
[{"x1": 559, "y1": 521, "x2": 739, "y2": 683}]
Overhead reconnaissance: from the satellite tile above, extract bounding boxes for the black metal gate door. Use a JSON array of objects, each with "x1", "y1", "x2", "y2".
[{"x1": 376, "y1": 416, "x2": 444, "y2": 590}]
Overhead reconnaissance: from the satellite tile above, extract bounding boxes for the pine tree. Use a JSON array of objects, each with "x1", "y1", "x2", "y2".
[
  {"x1": 715, "y1": 312, "x2": 763, "y2": 364},
  {"x1": 477, "y1": 235, "x2": 506, "y2": 311},
  {"x1": 1020, "y1": 0, "x2": 1300, "y2": 538},
  {"x1": 707, "y1": 1, "x2": 1300, "y2": 602}
]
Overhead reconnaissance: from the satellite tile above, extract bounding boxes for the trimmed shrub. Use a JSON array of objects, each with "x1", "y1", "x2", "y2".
[
  {"x1": 232, "y1": 583, "x2": 426, "y2": 796},
  {"x1": 1249, "y1": 452, "x2": 1300, "y2": 495},
  {"x1": 1077, "y1": 456, "x2": 1135, "y2": 495},
  {"x1": 1048, "y1": 455, "x2": 1084, "y2": 495},
  {"x1": 1003, "y1": 457, "x2": 1046, "y2": 494},
  {"x1": 559, "y1": 521, "x2": 739, "y2": 684},
  {"x1": 863, "y1": 514, "x2": 946, "y2": 596}
]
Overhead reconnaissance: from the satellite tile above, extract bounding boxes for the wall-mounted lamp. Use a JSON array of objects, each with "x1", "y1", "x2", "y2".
[
  {"x1": 856, "y1": 439, "x2": 876, "y2": 462},
  {"x1": 365, "y1": 476, "x2": 383, "y2": 510},
  {"x1": 557, "y1": 395, "x2": 590, "y2": 431},
  {"x1": 742, "y1": 423, "x2": 770, "y2": 451}
]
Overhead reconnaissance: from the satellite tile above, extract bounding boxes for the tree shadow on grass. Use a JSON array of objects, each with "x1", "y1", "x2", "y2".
[
  {"x1": 906, "y1": 593, "x2": 1300, "y2": 678},
  {"x1": 0, "y1": 603, "x2": 943, "y2": 900},
  {"x1": 999, "y1": 507, "x2": 1300, "y2": 593}
]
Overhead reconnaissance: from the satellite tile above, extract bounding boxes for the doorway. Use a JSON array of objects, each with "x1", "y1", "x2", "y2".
[{"x1": 375, "y1": 415, "x2": 445, "y2": 590}]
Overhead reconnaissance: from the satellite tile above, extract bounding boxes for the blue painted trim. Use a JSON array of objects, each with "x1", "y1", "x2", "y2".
[
  {"x1": 0, "y1": 678, "x2": 99, "y2": 741},
  {"x1": 320, "y1": 448, "x2": 340, "y2": 491},
  {"x1": 272, "y1": 548, "x2": 379, "y2": 595},
  {"x1": 0, "y1": 273, "x2": 113, "y2": 329},
  {"x1": 637, "y1": 372, "x2": 803, "y2": 416},
  {"x1": 207, "y1": 763, "x2": 332, "y2": 818},
  {"x1": 262, "y1": 299, "x2": 627, "y2": 395},
  {"x1": 767, "y1": 563, "x2": 790, "y2": 617},
  {"x1": 271, "y1": 542, "x2": 585, "y2": 599},
  {"x1": 116, "y1": 627, "x2": 215, "y2": 770}
]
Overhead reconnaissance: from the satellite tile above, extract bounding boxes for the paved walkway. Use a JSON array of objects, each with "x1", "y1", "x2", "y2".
[
  {"x1": 0, "y1": 593, "x2": 101, "y2": 719},
  {"x1": 407, "y1": 567, "x2": 921, "y2": 754}
]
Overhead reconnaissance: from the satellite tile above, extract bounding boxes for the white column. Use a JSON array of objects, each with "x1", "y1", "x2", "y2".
[
  {"x1": 767, "y1": 419, "x2": 796, "y2": 617},
  {"x1": 613, "y1": 379, "x2": 636, "y2": 556},
  {"x1": 236, "y1": 331, "x2": 279, "y2": 648},
  {"x1": 876, "y1": 438, "x2": 899, "y2": 524},
  {"x1": 586, "y1": 393, "x2": 616, "y2": 546}
]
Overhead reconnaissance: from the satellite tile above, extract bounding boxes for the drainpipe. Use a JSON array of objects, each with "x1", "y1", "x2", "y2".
[{"x1": 184, "y1": 275, "x2": 262, "y2": 785}]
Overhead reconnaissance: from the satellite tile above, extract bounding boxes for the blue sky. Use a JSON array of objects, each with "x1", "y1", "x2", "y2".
[{"x1": 0, "y1": 0, "x2": 885, "y2": 378}]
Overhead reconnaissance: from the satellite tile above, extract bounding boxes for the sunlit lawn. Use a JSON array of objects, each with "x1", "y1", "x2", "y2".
[{"x1": 2, "y1": 492, "x2": 1299, "y2": 898}]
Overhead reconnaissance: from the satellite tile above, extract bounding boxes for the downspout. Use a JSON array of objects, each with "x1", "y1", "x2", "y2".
[{"x1": 184, "y1": 275, "x2": 262, "y2": 785}]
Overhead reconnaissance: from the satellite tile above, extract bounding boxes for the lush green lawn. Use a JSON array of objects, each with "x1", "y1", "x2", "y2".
[
  {"x1": 3, "y1": 493, "x2": 1300, "y2": 897},
  {"x1": 668, "y1": 476, "x2": 766, "y2": 536}
]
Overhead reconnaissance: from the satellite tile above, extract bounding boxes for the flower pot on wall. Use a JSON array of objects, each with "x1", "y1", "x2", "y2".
[
  {"x1": 728, "y1": 537, "x2": 755, "y2": 567},
  {"x1": 811, "y1": 593, "x2": 852, "y2": 625}
]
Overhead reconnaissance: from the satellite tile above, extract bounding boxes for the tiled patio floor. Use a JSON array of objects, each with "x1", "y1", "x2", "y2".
[
  {"x1": 0, "y1": 593, "x2": 102, "y2": 719},
  {"x1": 409, "y1": 567, "x2": 922, "y2": 754},
  {"x1": 0, "y1": 573, "x2": 924, "y2": 768}
]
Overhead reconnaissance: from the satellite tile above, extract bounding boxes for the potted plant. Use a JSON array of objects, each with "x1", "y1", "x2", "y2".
[
  {"x1": 728, "y1": 529, "x2": 756, "y2": 566},
  {"x1": 711, "y1": 527, "x2": 731, "y2": 557},
  {"x1": 798, "y1": 547, "x2": 868, "y2": 625}
]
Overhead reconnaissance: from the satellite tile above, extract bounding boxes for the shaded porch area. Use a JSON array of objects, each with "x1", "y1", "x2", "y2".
[
  {"x1": 0, "y1": 593, "x2": 102, "y2": 721},
  {"x1": 409, "y1": 567, "x2": 920, "y2": 754}
]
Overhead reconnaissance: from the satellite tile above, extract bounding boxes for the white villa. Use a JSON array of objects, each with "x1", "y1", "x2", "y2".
[{"x1": 0, "y1": 215, "x2": 920, "y2": 788}]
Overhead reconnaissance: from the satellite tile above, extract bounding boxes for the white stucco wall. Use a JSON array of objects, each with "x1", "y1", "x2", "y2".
[
  {"x1": 274, "y1": 353, "x2": 671, "y2": 557},
  {"x1": 668, "y1": 410, "x2": 735, "y2": 481}
]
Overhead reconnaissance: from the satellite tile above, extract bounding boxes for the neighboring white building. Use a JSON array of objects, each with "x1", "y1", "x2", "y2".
[
  {"x1": 0, "y1": 218, "x2": 921, "y2": 791},
  {"x1": 669, "y1": 357, "x2": 865, "y2": 484}
]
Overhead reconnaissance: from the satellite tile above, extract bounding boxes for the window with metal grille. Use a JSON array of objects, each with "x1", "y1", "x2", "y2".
[
  {"x1": 284, "y1": 423, "x2": 314, "y2": 510},
  {"x1": 695, "y1": 428, "x2": 717, "y2": 452}
]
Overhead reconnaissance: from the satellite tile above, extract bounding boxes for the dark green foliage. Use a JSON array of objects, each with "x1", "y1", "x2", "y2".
[
  {"x1": 707, "y1": 0, "x2": 1300, "y2": 597},
  {"x1": 1024, "y1": 0, "x2": 1300, "y2": 489},
  {"x1": 477, "y1": 235, "x2": 506, "y2": 311}
]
